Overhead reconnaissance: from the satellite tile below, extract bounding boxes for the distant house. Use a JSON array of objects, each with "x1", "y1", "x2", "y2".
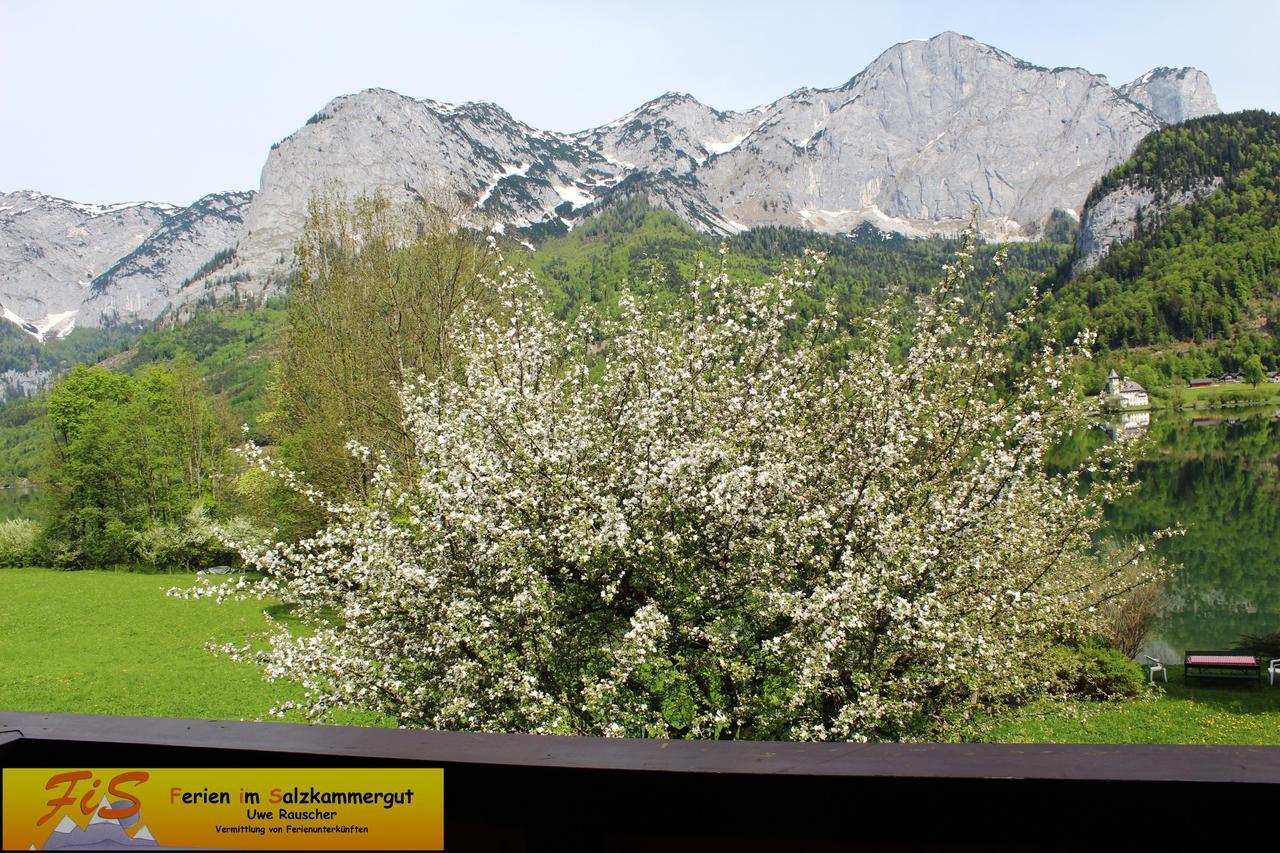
[
  {"x1": 1105, "y1": 369, "x2": 1149, "y2": 408},
  {"x1": 1188, "y1": 377, "x2": 1214, "y2": 388}
]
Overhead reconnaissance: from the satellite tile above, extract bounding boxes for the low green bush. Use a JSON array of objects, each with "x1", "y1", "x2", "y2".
[
  {"x1": 1234, "y1": 632, "x2": 1280, "y2": 659},
  {"x1": 1046, "y1": 642, "x2": 1149, "y2": 699},
  {"x1": 34, "y1": 503, "x2": 265, "y2": 572},
  {"x1": 0, "y1": 518, "x2": 39, "y2": 567},
  {"x1": 38, "y1": 537, "x2": 82, "y2": 570},
  {"x1": 131, "y1": 506, "x2": 258, "y2": 572}
]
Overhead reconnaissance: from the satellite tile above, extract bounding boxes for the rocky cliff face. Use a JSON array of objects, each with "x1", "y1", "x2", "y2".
[
  {"x1": 0, "y1": 365, "x2": 53, "y2": 402},
  {"x1": 84, "y1": 191, "x2": 254, "y2": 326},
  {"x1": 1074, "y1": 175, "x2": 1224, "y2": 275},
  {"x1": 574, "y1": 92, "x2": 762, "y2": 176},
  {"x1": 0, "y1": 193, "x2": 176, "y2": 338},
  {"x1": 696, "y1": 33, "x2": 1167, "y2": 238},
  {"x1": 1119, "y1": 67, "x2": 1220, "y2": 125},
  {"x1": 4, "y1": 32, "x2": 1221, "y2": 338},
  {"x1": 238, "y1": 32, "x2": 1210, "y2": 272},
  {"x1": 234, "y1": 89, "x2": 628, "y2": 279},
  {"x1": 0, "y1": 191, "x2": 252, "y2": 337}
]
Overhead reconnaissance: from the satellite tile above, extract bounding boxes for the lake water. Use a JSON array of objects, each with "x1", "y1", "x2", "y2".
[
  {"x1": 3, "y1": 409, "x2": 1275, "y2": 658},
  {"x1": 1100, "y1": 408, "x2": 1280, "y2": 659},
  {"x1": 0, "y1": 485, "x2": 48, "y2": 524}
]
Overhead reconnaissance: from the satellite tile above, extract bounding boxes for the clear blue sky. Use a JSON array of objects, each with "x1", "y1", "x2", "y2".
[{"x1": 3, "y1": 0, "x2": 1277, "y2": 206}]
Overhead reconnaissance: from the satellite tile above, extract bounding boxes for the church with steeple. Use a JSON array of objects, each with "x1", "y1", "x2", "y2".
[{"x1": 1105, "y1": 369, "x2": 1149, "y2": 408}]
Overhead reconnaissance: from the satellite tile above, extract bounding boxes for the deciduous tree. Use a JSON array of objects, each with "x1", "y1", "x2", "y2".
[{"x1": 267, "y1": 188, "x2": 498, "y2": 517}]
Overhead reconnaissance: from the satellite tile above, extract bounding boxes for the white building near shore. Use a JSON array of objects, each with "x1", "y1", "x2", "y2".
[{"x1": 1105, "y1": 369, "x2": 1149, "y2": 409}]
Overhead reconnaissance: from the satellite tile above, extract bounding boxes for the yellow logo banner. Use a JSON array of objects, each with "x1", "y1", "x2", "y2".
[{"x1": 2, "y1": 768, "x2": 443, "y2": 850}]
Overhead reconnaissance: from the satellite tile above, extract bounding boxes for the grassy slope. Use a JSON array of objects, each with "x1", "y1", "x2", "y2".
[{"x1": 1152, "y1": 381, "x2": 1280, "y2": 409}]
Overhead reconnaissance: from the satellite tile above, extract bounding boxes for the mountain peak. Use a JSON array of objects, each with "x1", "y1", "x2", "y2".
[
  {"x1": 609, "y1": 91, "x2": 718, "y2": 125},
  {"x1": 649, "y1": 91, "x2": 700, "y2": 105},
  {"x1": 1120, "y1": 66, "x2": 1218, "y2": 124},
  {"x1": 848, "y1": 31, "x2": 1046, "y2": 89},
  {"x1": 1, "y1": 191, "x2": 177, "y2": 219},
  {"x1": 928, "y1": 30, "x2": 976, "y2": 45},
  {"x1": 331, "y1": 86, "x2": 416, "y2": 110}
]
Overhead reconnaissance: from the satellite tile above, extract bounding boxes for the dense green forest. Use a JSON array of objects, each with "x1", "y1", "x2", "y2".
[
  {"x1": 1047, "y1": 111, "x2": 1280, "y2": 386},
  {"x1": 532, "y1": 196, "x2": 1073, "y2": 326},
  {"x1": 39, "y1": 360, "x2": 241, "y2": 567}
]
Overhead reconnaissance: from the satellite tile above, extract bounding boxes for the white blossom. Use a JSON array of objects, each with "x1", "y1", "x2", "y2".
[{"x1": 174, "y1": 230, "x2": 1165, "y2": 742}]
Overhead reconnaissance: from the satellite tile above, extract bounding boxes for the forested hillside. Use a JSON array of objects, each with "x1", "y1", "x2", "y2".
[
  {"x1": 0, "y1": 304, "x2": 285, "y2": 485},
  {"x1": 1048, "y1": 111, "x2": 1280, "y2": 385},
  {"x1": 0, "y1": 321, "x2": 135, "y2": 379},
  {"x1": 532, "y1": 196, "x2": 1072, "y2": 325},
  {"x1": 110, "y1": 300, "x2": 286, "y2": 424}
]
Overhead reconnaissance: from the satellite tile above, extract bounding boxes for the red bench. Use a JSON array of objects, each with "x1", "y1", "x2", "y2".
[{"x1": 1183, "y1": 651, "x2": 1262, "y2": 684}]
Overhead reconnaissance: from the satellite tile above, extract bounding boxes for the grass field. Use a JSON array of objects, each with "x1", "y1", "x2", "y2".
[
  {"x1": 4, "y1": 569, "x2": 1279, "y2": 741},
  {"x1": 991, "y1": 673, "x2": 1280, "y2": 745},
  {"x1": 1151, "y1": 382, "x2": 1280, "y2": 410},
  {"x1": 0, "y1": 568, "x2": 327, "y2": 722}
]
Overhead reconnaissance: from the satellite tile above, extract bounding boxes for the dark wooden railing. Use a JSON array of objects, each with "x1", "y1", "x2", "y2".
[{"x1": 2, "y1": 710, "x2": 1278, "y2": 850}]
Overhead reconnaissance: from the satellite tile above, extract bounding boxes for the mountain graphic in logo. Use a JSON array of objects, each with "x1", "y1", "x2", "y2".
[{"x1": 40, "y1": 798, "x2": 158, "y2": 850}]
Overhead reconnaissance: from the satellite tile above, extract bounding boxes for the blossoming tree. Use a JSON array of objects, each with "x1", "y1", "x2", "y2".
[{"x1": 184, "y1": 232, "x2": 1162, "y2": 741}]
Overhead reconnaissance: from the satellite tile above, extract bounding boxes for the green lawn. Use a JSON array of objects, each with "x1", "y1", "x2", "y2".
[
  {"x1": 1152, "y1": 382, "x2": 1280, "y2": 409},
  {"x1": 0, "y1": 568, "x2": 321, "y2": 721},
  {"x1": 4, "y1": 569, "x2": 1279, "y2": 742},
  {"x1": 990, "y1": 670, "x2": 1280, "y2": 745}
]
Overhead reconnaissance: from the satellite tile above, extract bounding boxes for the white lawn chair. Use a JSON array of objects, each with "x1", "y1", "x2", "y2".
[
  {"x1": 1269, "y1": 658, "x2": 1279, "y2": 686},
  {"x1": 1143, "y1": 655, "x2": 1167, "y2": 683}
]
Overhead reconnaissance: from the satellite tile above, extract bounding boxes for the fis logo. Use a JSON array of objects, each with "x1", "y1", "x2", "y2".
[{"x1": 38, "y1": 770, "x2": 148, "y2": 827}]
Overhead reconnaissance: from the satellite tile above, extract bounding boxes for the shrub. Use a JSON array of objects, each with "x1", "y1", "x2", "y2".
[
  {"x1": 1100, "y1": 561, "x2": 1166, "y2": 659},
  {"x1": 133, "y1": 506, "x2": 256, "y2": 572},
  {"x1": 1046, "y1": 643, "x2": 1149, "y2": 699},
  {"x1": 0, "y1": 518, "x2": 39, "y2": 567},
  {"x1": 182, "y1": 233, "x2": 1168, "y2": 741},
  {"x1": 1234, "y1": 632, "x2": 1280, "y2": 659},
  {"x1": 39, "y1": 536, "x2": 82, "y2": 570}
]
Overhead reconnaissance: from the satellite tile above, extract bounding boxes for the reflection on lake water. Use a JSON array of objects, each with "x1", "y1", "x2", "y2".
[
  {"x1": 0, "y1": 485, "x2": 47, "y2": 524},
  {"x1": 1100, "y1": 410, "x2": 1150, "y2": 440},
  {"x1": 1099, "y1": 408, "x2": 1280, "y2": 658}
]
